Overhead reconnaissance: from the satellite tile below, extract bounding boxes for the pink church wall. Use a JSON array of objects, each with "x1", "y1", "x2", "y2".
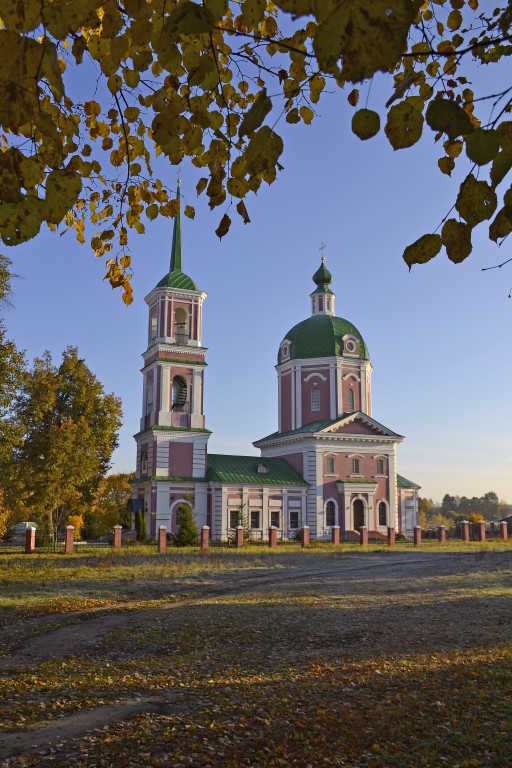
[
  {"x1": 281, "y1": 452, "x2": 304, "y2": 475},
  {"x1": 334, "y1": 420, "x2": 376, "y2": 435},
  {"x1": 302, "y1": 377, "x2": 330, "y2": 425},
  {"x1": 169, "y1": 442, "x2": 194, "y2": 477},
  {"x1": 323, "y1": 479, "x2": 339, "y2": 501},
  {"x1": 280, "y1": 372, "x2": 292, "y2": 432}
]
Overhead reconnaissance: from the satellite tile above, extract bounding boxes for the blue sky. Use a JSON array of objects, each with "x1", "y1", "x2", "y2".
[{"x1": 3, "y1": 55, "x2": 512, "y2": 505}]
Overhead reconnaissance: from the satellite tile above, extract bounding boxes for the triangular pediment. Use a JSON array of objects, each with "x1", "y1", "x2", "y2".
[{"x1": 322, "y1": 412, "x2": 402, "y2": 438}]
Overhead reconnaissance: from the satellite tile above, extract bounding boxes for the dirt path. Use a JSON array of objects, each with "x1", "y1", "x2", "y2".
[{"x1": 0, "y1": 551, "x2": 510, "y2": 761}]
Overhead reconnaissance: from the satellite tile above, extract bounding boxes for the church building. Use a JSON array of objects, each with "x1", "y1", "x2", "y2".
[{"x1": 132, "y1": 193, "x2": 419, "y2": 540}]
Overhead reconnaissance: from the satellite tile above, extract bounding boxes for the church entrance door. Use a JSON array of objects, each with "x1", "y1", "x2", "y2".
[{"x1": 353, "y1": 499, "x2": 365, "y2": 530}]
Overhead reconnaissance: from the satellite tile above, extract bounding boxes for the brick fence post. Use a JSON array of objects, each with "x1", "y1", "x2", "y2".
[
  {"x1": 477, "y1": 521, "x2": 486, "y2": 542},
  {"x1": 301, "y1": 525, "x2": 309, "y2": 548},
  {"x1": 460, "y1": 520, "x2": 470, "y2": 543},
  {"x1": 268, "y1": 526, "x2": 277, "y2": 548},
  {"x1": 437, "y1": 525, "x2": 446, "y2": 544},
  {"x1": 65, "y1": 525, "x2": 74, "y2": 555},
  {"x1": 499, "y1": 521, "x2": 508, "y2": 540},
  {"x1": 331, "y1": 526, "x2": 340, "y2": 545},
  {"x1": 25, "y1": 526, "x2": 36, "y2": 554},
  {"x1": 359, "y1": 526, "x2": 368, "y2": 546},
  {"x1": 113, "y1": 525, "x2": 123, "y2": 549},
  {"x1": 201, "y1": 526, "x2": 210, "y2": 550},
  {"x1": 158, "y1": 526, "x2": 167, "y2": 553},
  {"x1": 387, "y1": 526, "x2": 395, "y2": 546},
  {"x1": 413, "y1": 526, "x2": 422, "y2": 547},
  {"x1": 235, "y1": 525, "x2": 244, "y2": 548}
]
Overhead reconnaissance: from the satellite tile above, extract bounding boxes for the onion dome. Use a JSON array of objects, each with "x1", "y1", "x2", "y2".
[{"x1": 312, "y1": 257, "x2": 333, "y2": 294}]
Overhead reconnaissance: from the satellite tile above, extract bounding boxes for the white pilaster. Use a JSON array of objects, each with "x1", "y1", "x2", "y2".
[
  {"x1": 329, "y1": 362, "x2": 336, "y2": 419},
  {"x1": 295, "y1": 362, "x2": 302, "y2": 429}
]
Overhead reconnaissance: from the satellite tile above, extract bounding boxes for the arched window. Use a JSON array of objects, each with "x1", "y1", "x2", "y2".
[
  {"x1": 311, "y1": 387, "x2": 321, "y2": 412},
  {"x1": 140, "y1": 452, "x2": 148, "y2": 475},
  {"x1": 150, "y1": 305, "x2": 157, "y2": 341},
  {"x1": 146, "y1": 372, "x2": 153, "y2": 415},
  {"x1": 347, "y1": 388, "x2": 355, "y2": 412},
  {"x1": 174, "y1": 307, "x2": 189, "y2": 345},
  {"x1": 378, "y1": 501, "x2": 387, "y2": 526},
  {"x1": 172, "y1": 375, "x2": 188, "y2": 412},
  {"x1": 326, "y1": 500, "x2": 336, "y2": 527}
]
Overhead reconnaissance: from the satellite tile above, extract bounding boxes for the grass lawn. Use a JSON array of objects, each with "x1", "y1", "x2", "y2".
[{"x1": 0, "y1": 545, "x2": 511, "y2": 767}]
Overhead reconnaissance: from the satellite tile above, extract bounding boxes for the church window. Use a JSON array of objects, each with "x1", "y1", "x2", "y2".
[
  {"x1": 271, "y1": 510, "x2": 280, "y2": 528},
  {"x1": 146, "y1": 372, "x2": 153, "y2": 415},
  {"x1": 378, "y1": 501, "x2": 387, "y2": 526},
  {"x1": 347, "y1": 388, "x2": 355, "y2": 412},
  {"x1": 326, "y1": 457, "x2": 335, "y2": 474},
  {"x1": 150, "y1": 306, "x2": 158, "y2": 340},
  {"x1": 250, "y1": 509, "x2": 261, "y2": 529},
  {"x1": 376, "y1": 459, "x2": 384, "y2": 475},
  {"x1": 140, "y1": 452, "x2": 148, "y2": 475},
  {"x1": 326, "y1": 298, "x2": 331, "y2": 311},
  {"x1": 289, "y1": 511, "x2": 299, "y2": 529},
  {"x1": 311, "y1": 387, "x2": 321, "y2": 412},
  {"x1": 318, "y1": 296, "x2": 323, "y2": 311},
  {"x1": 326, "y1": 500, "x2": 336, "y2": 527},
  {"x1": 345, "y1": 339, "x2": 356, "y2": 353},
  {"x1": 351, "y1": 458, "x2": 360, "y2": 474},
  {"x1": 174, "y1": 307, "x2": 189, "y2": 345},
  {"x1": 229, "y1": 509, "x2": 239, "y2": 528},
  {"x1": 172, "y1": 376, "x2": 188, "y2": 412}
]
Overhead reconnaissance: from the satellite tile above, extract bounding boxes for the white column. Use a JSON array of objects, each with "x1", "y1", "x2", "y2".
[
  {"x1": 161, "y1": 364, "x2": 171, "y2": 416},
  {"x1": 295, "y1": 362, "x2": 302, "y2": 429},
  {"x1": 329, "y1": 362, "x2": 336, "y2": 419},
  {"x1": 277, "y1": 372, "x2": 282, "y2": 432},
  {"x1": 388, "y1": 446, "x2": 398, "y2": 530},
  {"x1": 191, "y1": 368, "x2": 203, "y2": 428},
  {"x1": 291, "y1": 365, "x2": 296, "y2": 430},
  {"x1": 336, "y1": 360, "x2": 343, "y2": 416},
  {"x1": 194, "y1": 484, "x2": 207, "y2": 528},
  {"x1": 155, "y1": 484, "x2": 170, "y2": 531}
]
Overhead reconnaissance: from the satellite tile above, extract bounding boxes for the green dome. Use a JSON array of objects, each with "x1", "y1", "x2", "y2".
[
  {"x1": 312, "y1": 259, "x2": 333, "y2": 293},
  {"x1": 279, "y1": 315, "x2": 369, "y2": 364},
  {"x1": 156, "y1": 270, "x2": 198, "y2": 291}
]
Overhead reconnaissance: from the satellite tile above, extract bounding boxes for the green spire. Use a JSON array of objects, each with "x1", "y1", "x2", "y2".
[
  {"x1": 170, "y1": 179, "x2": 182, "y2": 273},
  {"x1": 155, "y1": 180, "x2": 198, "y2": 291}
]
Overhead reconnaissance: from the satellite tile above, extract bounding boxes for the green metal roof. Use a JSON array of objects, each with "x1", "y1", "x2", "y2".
[
  {"x1": 279, "y1": 314, "x2": 369, "y2": 364},
  {"x1": 156, "y1": 270, "x2": 198, "y2": 290},
  {"x1": 396, "y1": 473, "x2": 421, "y2": 489},
  {"x1": 207, "y1": 454, "x2": 308, "y2": 486}
]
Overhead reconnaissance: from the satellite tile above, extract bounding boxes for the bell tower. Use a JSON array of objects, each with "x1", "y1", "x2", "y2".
[{"x1": 134, "y1": 181, "x2": 210, "y2": 499}]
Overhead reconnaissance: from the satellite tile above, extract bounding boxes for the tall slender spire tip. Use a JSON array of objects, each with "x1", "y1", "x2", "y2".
[{"x1": 170, "y1": 179, "x2": 182, "y2": 274}]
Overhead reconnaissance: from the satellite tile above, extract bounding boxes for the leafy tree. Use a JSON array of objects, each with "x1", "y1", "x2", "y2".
[
  {"x1": 175, "y1": 501, "x2": 198, "y2": 546},
  {"x1": 135, "y1": 509, "x2": 147, "y2": 541},
  {"x1": 0, "y1": 1, "x2": 510, "y2": 302},
  {"x1": 0, "y1": 256, "x2": 27, "y2": 536},
  {"x1": 418, "y1": 496, "x2": 433, "y2": 528},
  {"x1": 90, "y1": 472, "x2": 135, "y2": 535},
  {"x1": 0, "y1": 256, "x2": 26, "y2": 464},
  {"x1": 441, "y1": 493, "x2": 458, "y2": 516},
  {"x1": 8, "y1": 347, "x2": 122, "y2": 540}
]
